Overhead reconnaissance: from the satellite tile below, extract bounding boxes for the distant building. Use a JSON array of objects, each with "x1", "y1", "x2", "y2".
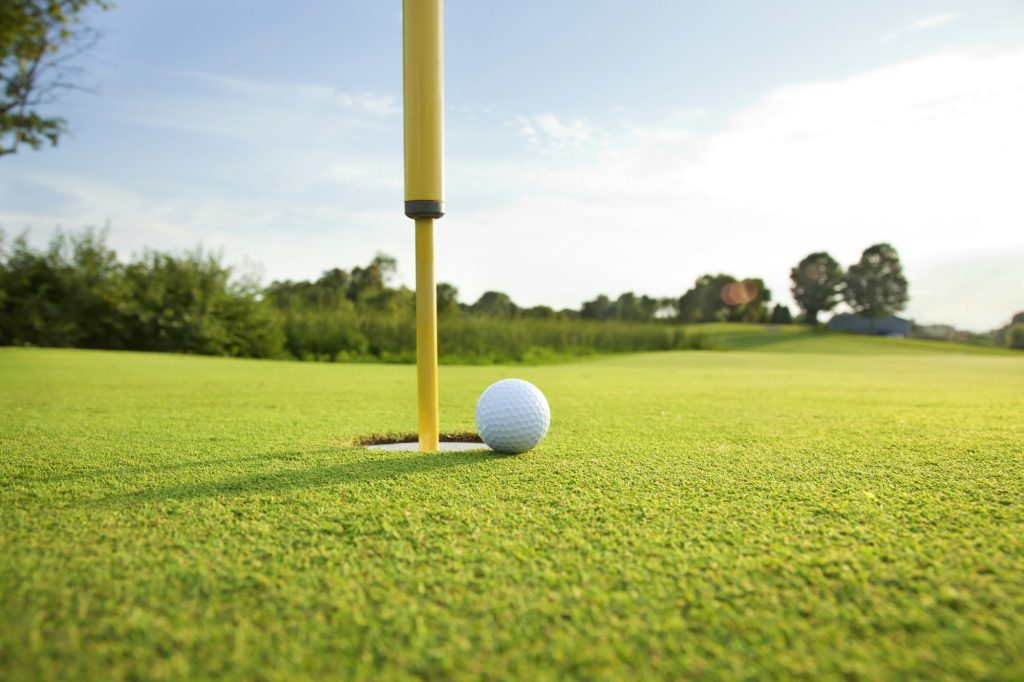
[{"x1": 828, "y1": 314, "x2": 911, "y2": 338}]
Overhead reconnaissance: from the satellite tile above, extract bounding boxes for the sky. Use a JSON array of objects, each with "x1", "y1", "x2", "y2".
[{"x1": 1, "y1": 0, "x2": 1022, "y2": 331}]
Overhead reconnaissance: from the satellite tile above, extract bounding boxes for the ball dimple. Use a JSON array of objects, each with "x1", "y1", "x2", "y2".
[{"x1": 475, "y1": 379, "x2": 550, "y2": 454}]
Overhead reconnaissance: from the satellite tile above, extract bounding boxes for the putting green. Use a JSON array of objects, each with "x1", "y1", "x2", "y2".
[{"x1": 1, "y1": 343, "x2": 1022, "y2": 679}]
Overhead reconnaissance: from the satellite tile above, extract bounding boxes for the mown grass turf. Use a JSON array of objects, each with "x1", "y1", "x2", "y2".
[
  {"x1": 1, "y1": 341, "x2": 1022, "y2": 680},
  {"x1": 688, "y1": 323, "x2": 1014, "y2": 354}
]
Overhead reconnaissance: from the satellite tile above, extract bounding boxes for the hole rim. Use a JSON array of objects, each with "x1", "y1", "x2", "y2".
[{"x1": 354, "y1": 431, "x2": 484, "y2": 447}]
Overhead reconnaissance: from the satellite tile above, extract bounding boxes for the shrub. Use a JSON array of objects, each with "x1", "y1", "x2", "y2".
[{"x1": 1007, "y1": 324, "x2": 1024, "y2": 351}]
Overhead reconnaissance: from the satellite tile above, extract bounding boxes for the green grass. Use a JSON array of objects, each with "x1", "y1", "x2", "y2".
[
  {"x1": 1, "y1": 343, "x2": 1022, "y2": 680},
  {"x1": 688, "y1": 323, "x2": 1014, "y2": 354}
]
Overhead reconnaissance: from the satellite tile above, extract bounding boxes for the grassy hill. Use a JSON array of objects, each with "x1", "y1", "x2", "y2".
[
  {"x1": 1, "y1": 345, "x2": 1022, "y2": 679},
  {"x1": 689, "y1": 323, "x2": 1014, "y2": 355}
]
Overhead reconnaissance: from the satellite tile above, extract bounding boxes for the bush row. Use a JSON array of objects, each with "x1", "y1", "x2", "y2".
[{"x1": 0, "y1": 229, "x2": 705, "y2": 363}]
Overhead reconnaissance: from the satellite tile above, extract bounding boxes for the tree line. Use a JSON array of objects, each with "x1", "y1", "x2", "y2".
[
  {"x1": 572, "y1": 242, "x2": 909, "y2": 328},
  {"x1": 0, "y1": 229, "x2": 703, "y2": 362},
  {"x1": 1, "y1": 229, "x2": 1019, "y2": 360},
  {"x1": 449, "y1": 241, "x2": 909, "y2": 329},
  {"x1": 0, "y1": 230, "x2": 283, "y2": 357}
]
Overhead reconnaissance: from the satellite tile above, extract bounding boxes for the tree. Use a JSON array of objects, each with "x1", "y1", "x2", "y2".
[
  {"x1": 843, "y1": 243, "x2": 909, "y2": 331},
  {"x1": 469, "y1": 291, "x2": 517, "y2": 318},
  {"x1": 676, "y1": 274, "x2": 770, "y2": 323},
  {"x1": 347, "y1": 254, "x2": 397, "y2": 306},
  {"x1": 521, "y1": 305, "x2": 556, "y2": 319},
  {"x1": 436, "y1": 282, "x2": 459, "y2": 317},
  {"x1": 676, "y1": 274, "x2": 736, "y2": 323},
  {"x1": 1012, "y1": 312, "x2": 1024, "y2": 325},
  {"x1": 580, "y1": 294, "x2": 612, "y2": 320},
  {"x1": 611, "y1": 292, "x2": 662, "y2": 322},
  {"x1": 0, "y1": 227, "x2": 126, "y2": 347},
  {"x1": 313, "y1": 268, "x2": 349, "y2": 306},
  {"x1": 266, "y1": 269, "x2": 350, "y2": 310},
  {"x1": 0, "y1": 228, "x2": 284, "y2": 357},
  {"x1": 770, "y1": 304, "x2": 793, "y2": 324},
  {"x1": 653, "y1": 297, "x2": 677, "y2": 320},
  {"x1": 613, "y1": 292, "x2": 642, "y2": 321},
  {"x1": 790, "y1": 252, "x2": 843, "y2": 325},
  {"x1": 724, "y1": 278, "x2": 771, "y2": 322},
  {"x1": 1007, "y1": 324, "x2": 1024, "y2": 351},
  {"x1": 1, "y1": 0, "x2": 110, "y2": 157}
]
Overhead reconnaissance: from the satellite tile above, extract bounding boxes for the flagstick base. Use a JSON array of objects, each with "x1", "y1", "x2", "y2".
[{"x1": 367, "y1": 441, "x2": 490, "y2": 452}]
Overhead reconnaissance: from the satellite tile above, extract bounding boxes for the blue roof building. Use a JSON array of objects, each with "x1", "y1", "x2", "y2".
[{"x1": 828, "y1": 314, "x2": 911, "y2": 337}]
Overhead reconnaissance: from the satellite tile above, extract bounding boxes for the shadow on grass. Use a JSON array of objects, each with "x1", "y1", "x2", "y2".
[
  {"x1": 27, "y1": 433, "x2": 485, "y2": 485},
  {"x1": 91, "y1": 448, "x2": 505, "y2": 507},
  {"x1": 21, "y1": 451, "x2": 311, "y2": 485}
]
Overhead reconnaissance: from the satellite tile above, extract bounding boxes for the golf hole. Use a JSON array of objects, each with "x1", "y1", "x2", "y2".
[{"x1": 358, "y1": 432, "x2": 491, "y2": 452}]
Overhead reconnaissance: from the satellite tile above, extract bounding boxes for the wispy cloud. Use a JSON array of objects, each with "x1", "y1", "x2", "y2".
[
  {"x1": 516, "y1": 113, "x2": 603, "y2": 151},
  {"x1": 177, "y1": 69, "x2": 401, "y2": 116},
  {"x1": 909, "y1": 13, "x2": 960, "y2": 32},
  {"x1": 882, "y1": 12, "x2": 960, "y2": 41},
  {"x1": 109, "y1": 68, "x2": 399, "y2": 140}
]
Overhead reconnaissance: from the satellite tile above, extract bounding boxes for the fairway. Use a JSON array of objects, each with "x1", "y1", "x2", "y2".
[{"x1": 2, "y1": 343, "x2": 1023, "y2": 680}]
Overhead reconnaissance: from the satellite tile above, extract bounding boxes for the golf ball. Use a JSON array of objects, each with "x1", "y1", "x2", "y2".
[{"x1": 475, "y1": 379, "x2": 551, "y2": 454}]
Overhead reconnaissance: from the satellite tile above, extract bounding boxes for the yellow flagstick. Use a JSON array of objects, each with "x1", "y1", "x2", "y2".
[
  {"x1": 403, "y1": 0, "x2": 444, "y2": 452},
  {"x1": 415, "y1": 219, "x2": 439, "y2": 451}
]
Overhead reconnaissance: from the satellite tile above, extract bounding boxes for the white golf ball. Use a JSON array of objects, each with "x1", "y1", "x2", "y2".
[{"x1": 475, "y1": 379, "x2": 551, "y2": 454}]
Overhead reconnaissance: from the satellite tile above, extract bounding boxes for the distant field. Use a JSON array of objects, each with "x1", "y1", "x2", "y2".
[
  {"x1": 688, "y1": 323, "x2": 1014, "y2": 354},
  {"x1": 1, "y1": 343, "x2": 1022, "y2": 680}
]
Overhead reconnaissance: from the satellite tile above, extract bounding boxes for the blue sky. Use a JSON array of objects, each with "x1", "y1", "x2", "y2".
[{"x1": 2, "y1": 0, "x2": 1023, "y2": 330}]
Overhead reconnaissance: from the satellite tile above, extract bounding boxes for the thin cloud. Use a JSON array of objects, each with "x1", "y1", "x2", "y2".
[
  {"x1": 107, "y1": 67, "x2": 399, "y2": 140},
  {"x1": 909, "y1": 13, "x2": 959, "y2": 31},
  {"x1": 882, "y1": 12, "x2": 960, "y2": 41},
  {"x1": 516, "y1": 113, "x2": 602, "y2": 151},
  {"x1": 178, "y1": 69, "x2": 400, "y2": 116}
]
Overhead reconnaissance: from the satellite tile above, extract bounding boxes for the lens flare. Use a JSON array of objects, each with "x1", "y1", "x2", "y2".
[{"x1": 722, "y1": 280, "x2": 759, "y2": 306}]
